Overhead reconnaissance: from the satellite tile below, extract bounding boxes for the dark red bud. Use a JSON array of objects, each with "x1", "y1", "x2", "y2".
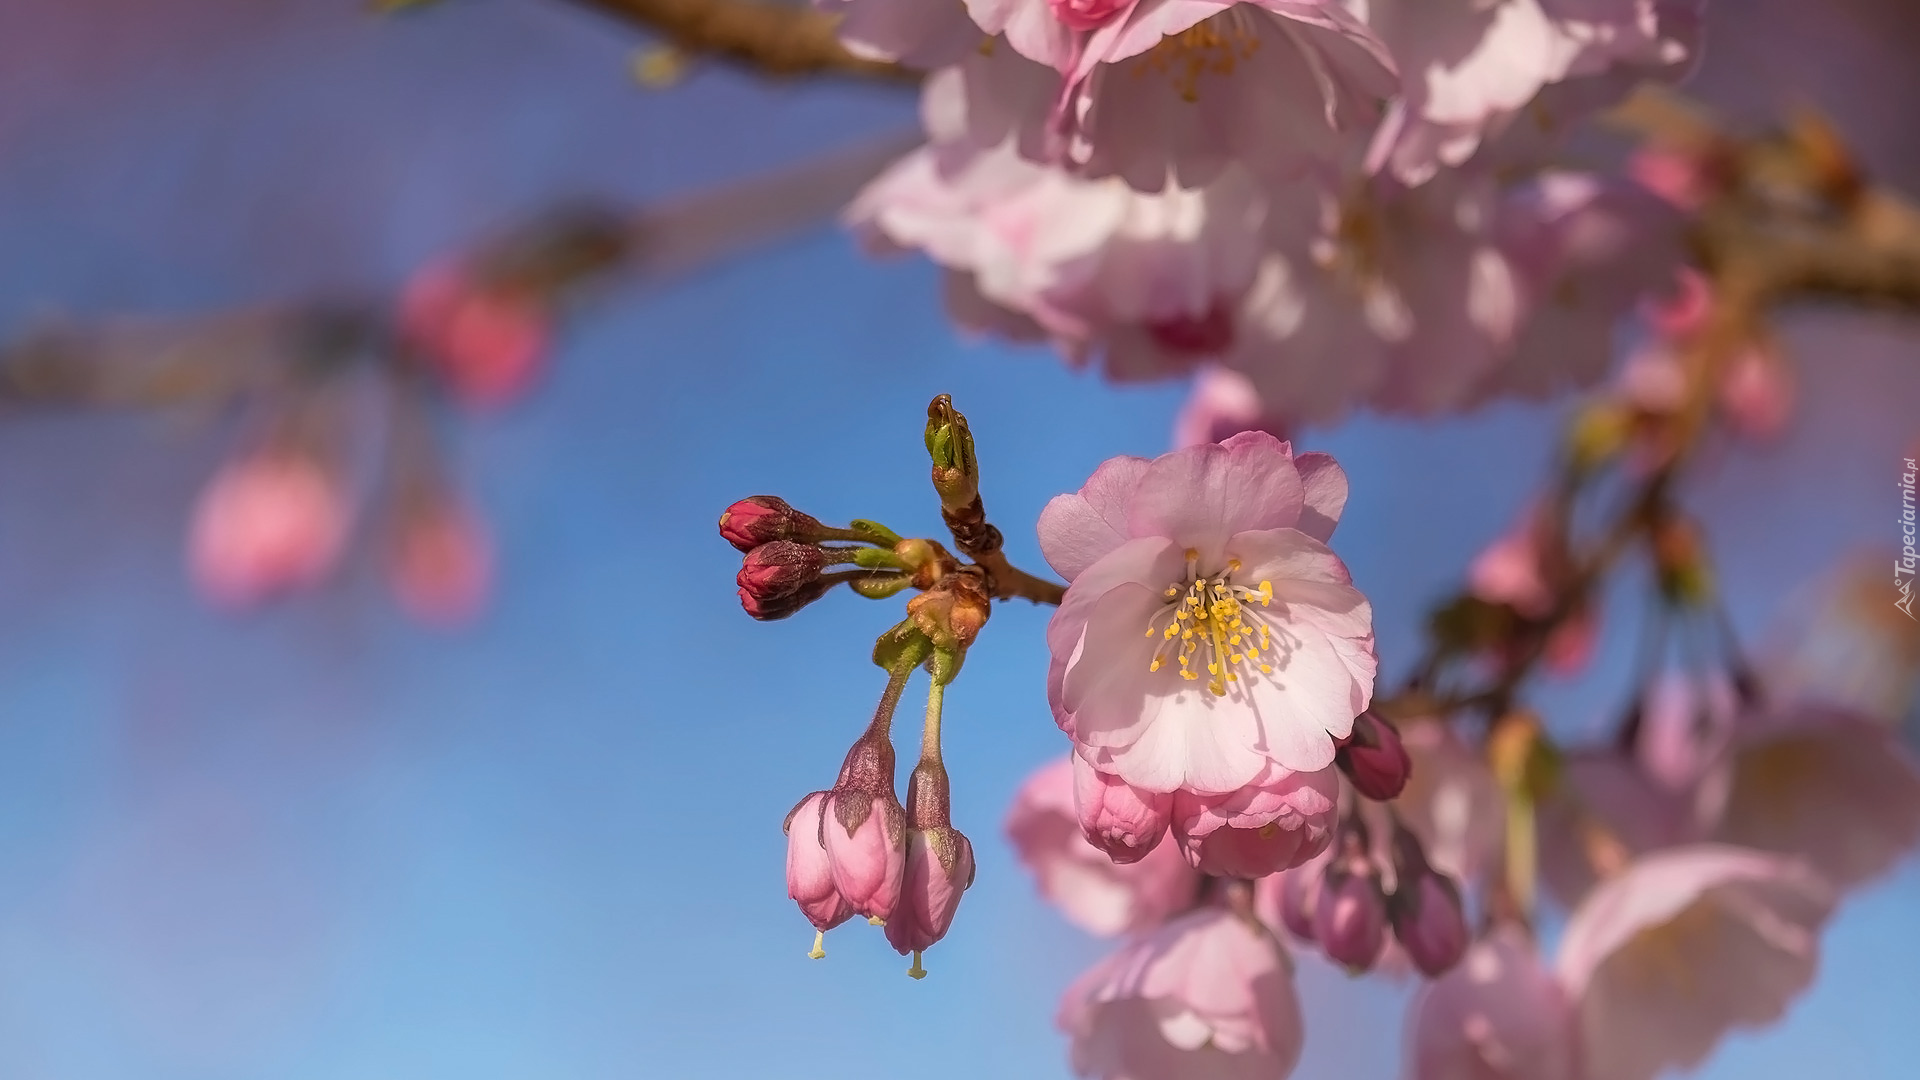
[
  {"x1": 738, "y1": 575, "x2": 831, "y2": 621},
  {"x1": 738, "y1": 541, "x2": 827, "y2": 601},
  {"x1": 719, "y1": 496, "x2": 825, "y2": 552},
  {"x1": 1337, "y1": 710, "x2": 1412, "y2": 801}
]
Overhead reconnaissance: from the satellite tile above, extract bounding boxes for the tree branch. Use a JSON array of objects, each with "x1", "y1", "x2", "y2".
[{"x1": 561, "y1": 0, "x2": 915, "y2": 82}]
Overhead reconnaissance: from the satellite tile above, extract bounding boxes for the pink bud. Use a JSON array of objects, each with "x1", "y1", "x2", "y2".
[
  {"x1": 1337, "y1": 711, "x2": 1412, "y2": 801},
  {"x1": 1172, "y1": 367, "x2": 1288, "y2": 450},
  {"x1": 1048, "y1": 0, "x2": 1134, "y2": 31},
  {"x1": 1313, "y1": 853, "x2": 1387, "y2": 972},
  {"x1": 390, "y1": 498, "x2": 493, "y2": 624},
  {"x1": 1070, "y1": 753, "x2": 1172, "y2": 864},
  {"x1": 1172, "y1": 767, "x2": 1339, "y2": 879},
  {"x1": 1717, "y1": 347, "x2": 1794, "y2": 441},
  {"x1": 189, "y1": 453, "x2": 349, "y2": 608},
  {"x1": 1275, "y1": 857, "x2": 1324, "y2": 942},
  {"x1": 823, "y1": 727, "x2": 908, "y2": 922},
  {"x1": 1390, "y1": 870, "x2": 1470, "y2": 978},
  {"x1": 737, "y1": 541, "x2": 827, "y2": 601},
  {"x1": 400, "y1": 258, "x2": 549, "y2": 408},
  {"x1": 719, "y1": 495, "x2": 826, "y2": 552},
  {"x1": 785, "y1": 791, "x2": 854, "y2": 933},
  {"x1": 885, "y1": 825, "x2": 975, "y2": 960}
]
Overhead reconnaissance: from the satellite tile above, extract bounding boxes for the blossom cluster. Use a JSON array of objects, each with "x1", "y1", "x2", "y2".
[{"x1": 839, "y1": 0, "x2": 1701, "y2": 429}]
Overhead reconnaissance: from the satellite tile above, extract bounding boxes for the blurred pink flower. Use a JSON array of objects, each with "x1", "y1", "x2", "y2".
[
  {"x1": 1406, "y1": 924, "x2": 1578, "y2": 1080},
  {"x1": 1467, "y1": 501, "x2": 1594, "y2": 676},
  {"x1": 1038, "y1": 432, "x2": 1375, "y2": 793},
  {"x1": 1172, "y1": 367, "x2": 1286, "y2": 449},
  {"x1": 1170, "y1": 764, "x2": 1339, "y2": 877},
  {"x1": 1368, "y1": 0, "x2": 1704, "y2": 186},
  {"x1": 1557, "y1": 845, "x2": 1836, "y2": 1080},
  {"x1": 189, "y1": 453, "x2": 349, "y2": 608},
  {"x1": 1060, "y1": 907, "x2": 1303, "y2": 1080},
  {"x1": 1716, "y1": 346, "x2": 1795, "y2": 441},
  {"x1": 1394, "y1": 719, "x2": 1505, "y2": 883},
  {"x1": 1707, "y1": 705, "x2": 1920, "y2": 890},
  {"x1": 1005, "y1": 756, "x2": 1200, "y2": 935},
  {"x1": 389, "y1": 498, "x2": 493, "y2": 625},
  {"x1": 400, "y1": 258, "x2": 550, "y2": 407}
]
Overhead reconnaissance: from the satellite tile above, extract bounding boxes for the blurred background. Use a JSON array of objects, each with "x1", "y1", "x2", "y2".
[{"x1": 0, "y1": 1, "x2": 1916, "y2": 1077}]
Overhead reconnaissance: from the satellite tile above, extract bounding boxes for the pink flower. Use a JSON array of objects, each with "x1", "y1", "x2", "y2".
[
  {"x1": 885, "y1": 756, "x2": 976, "y2": 971},
  {"x1": 1394, "y1": 719, "x2": 1505, "y2": 883},
  {"x1": 1467, "y1": 500, "x2": 1595, "y2": 676},
  {"x1": 822, "y1": 728, "x2": 910, "y2": 922},
  {"x1": 1535, "y1": 747, "x2": 1698, "y2": 907},
  {"x1": 1707, "y1": 705, "x2": 1920, "y2": 891},
  {"x1": 390, "y1": 498, "x2": 493, "y2": 624},
  {"x1": 400, "y1": 259, "x2": 550, "y2": 408},
  {"x1": 1557, "y1": 845, "x2": 1836, "y2": 1080},
  {"x1": 1170, "y1": 765, "x2": 1339, "y2": 877},
  {"x1": 1039, "y1": 432, "x2": 1376, "y2": 793},
  {"x1": 1071, "y1": 752, "x2": 1177, "y2": 863},
  {"x1": 1717, "y1": 346, "x2": 1795, "y2": 441},
  {"x1": 1172, "y1": 367, "x2": 1287, "y2": 449},
  {"x1": 785, "y1": 792, "x2": 855, "y2": 942},
  {"x1": 1406, "y1": 924, "x2": 1578, "y2": 1080},
  {"x1": 189, "y1": 453, "x2": 349, "y2": 608},
  {"x1": 1006, "y1": 756, "x2": 1200, "y2": 936},
  {"x1": 848, "y1": 137, "x2": 1267, "y2": 382},
  {"x1": 1367, "y1": 0, "x2": 1704, "y2": 186},
  {"x1": 1060, "y1": 907, "x2": 1303, "y2": 1080}
]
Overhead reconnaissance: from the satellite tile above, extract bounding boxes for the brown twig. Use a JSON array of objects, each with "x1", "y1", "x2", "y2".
[{"x1": 562, "y1": 0, "x2": 916, "y2": 82}]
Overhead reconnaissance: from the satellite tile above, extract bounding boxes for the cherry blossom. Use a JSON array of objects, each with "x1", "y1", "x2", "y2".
[
  {"x1": 1406, "y1": 924, "x2": 1578, "y2": 1080},
  {"x1": 400, "y1": 258, "x2": 551, "y2": 408},
  {"x1": 1039, "y1": 432, "x2": 1375, "y2": 792},
  {"x1": 1172, "y1": 367, "x2": 1287, "y2": 448},
  {"x1": 1060, "y1": 907, "x2": 1303, "y2": 1080},
  {"x1": 1006, "y1": 756, "x2": 1201, "y2": 935},
  {"x1": 1558, "y1": 845, "x2": 1836, "y2": 1080},
  {"x1": 1170, "y1": 764, "x2": 1338, "y2": 876}
]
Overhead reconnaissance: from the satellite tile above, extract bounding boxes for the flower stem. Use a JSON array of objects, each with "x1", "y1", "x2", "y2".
[{"x1": 921, "y1": 678, "x2": 945, "y2": 763}]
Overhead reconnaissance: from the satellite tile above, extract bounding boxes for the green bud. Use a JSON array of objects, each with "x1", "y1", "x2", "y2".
[{"x1": 849, "y1": 573, "x2": 914, "y2": 601}]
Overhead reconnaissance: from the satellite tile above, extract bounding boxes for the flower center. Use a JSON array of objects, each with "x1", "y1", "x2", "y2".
[
  {"x1": 1143, "y1": 549, "x2": 1276, "y2": 696},
  {"x1": 1131, "y1": 13, "x2": 1262, "y2": 103}
]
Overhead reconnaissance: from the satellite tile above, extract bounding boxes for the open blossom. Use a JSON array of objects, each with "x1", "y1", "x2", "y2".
[
  {"x1": 1006, "y1": 756, "x2": 1200, "y2": 936},
  {"x1": 1061, "y1": 907, "x2": 1303, "y2": 1080},
  {"x1": 848, "y1": 133, "x2": 1267, "y2": 382},
  {"x1": 1407, "y1": 925, "x2": 1578, "y2": 1080},
  {"x1": 1170, "y1": 764, "x2": 1338, "y2": 877},
  {"x1": 400, "y1": 258, "x2": 550, "y2": 407},
  {"x1": 920, "y1": 0, "x2": 1392, "y2": 191},
  {"x1": 189, "y1": 453, "x2": 349, "y2": 607},
  {"x1": 1367, "y1": 0, "x2": 1705, "y2": 185},
  {"x1": 1558, "y1": 845, "x2": 1836, "y2": 1080},
  {"x1": 1039, "y1": 432, "x2": 1376, "y2": 793}
]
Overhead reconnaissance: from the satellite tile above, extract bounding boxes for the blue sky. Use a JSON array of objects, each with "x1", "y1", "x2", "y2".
[{"x1": 0, "y1": 1, "x2": 1916, "y2": 1077}]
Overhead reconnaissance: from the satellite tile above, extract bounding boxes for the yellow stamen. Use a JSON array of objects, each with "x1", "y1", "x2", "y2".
[
  {"x1": 907, "y1": 951, "x2": 928, "y2": 980},
  {"x1": 808, "y1": 930, "x2": 827, "y2": 960}
]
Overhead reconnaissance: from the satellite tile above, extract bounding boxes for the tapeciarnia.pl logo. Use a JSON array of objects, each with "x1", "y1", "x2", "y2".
[{"x1": 1900, "y1": 457, "x2": 1917, "y2": 620}]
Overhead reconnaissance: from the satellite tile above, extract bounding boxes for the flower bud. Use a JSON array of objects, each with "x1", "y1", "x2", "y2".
[
  {"x1": 1071, "y1": 753, "x2": 1172, "y2": 864},
  {"x1": 1390, "y1": 869, "x2": 1471, "y2": 978},
  {"x1": 1313, "y1": 835, "x2": 1388, "y2": 973},
  {"x1": 738, "y1": 576, "x2": 831, "y2": 621},
  {"x1": 1337, "y1": 710, "x2": 1413, "y2": 801},
  {"x1": 719, "y1": 495, "x2": 826, "y2": 552},
  {"x1": 785, "y1": 791, "x2": 854, "y2": 938},
  {"x1": 885, "y1": 759, "x2": 975, "y2": 969},
  {"x1": 1275, "y1": 858, "x2": 1324, "y2": 942},
  {"x1": 389, "y1": 496, "x2": 492, "y2": 624},
  {"x1": 738, "y1": 540, "x2": 828, "y2": 602},
  {"x1": 399, "y1": 257, "x2": 550, "y2": 408},
  {"x1": 823, "y1": 727, "x2": 909, "y2": 923},
  {"x1": 189, "y1": 452, "x2": 349, "y2": 608}
]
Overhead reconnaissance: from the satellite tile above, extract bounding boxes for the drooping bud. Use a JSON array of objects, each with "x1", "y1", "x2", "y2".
[
  {"x1": 189, "y1": 451, "x2": 350, "y2": 608},
  {"x1": 737, "y1": 540, "x2": 827, "y2": 602},
  {"x1": 1337, "y1": 710, "x2": 1413, "y2": 801},
  {"x1": 823, "y1": 715, "x2": 909, "y2": 923},
  {"x1": 719, "y1": 495, "x2": 827, "y2": 551},
  {"x1": 739, "y1": 576, "x2": 831, "y2": 621},
  {"x1": 1071, "y1": 753, "x2": 1172, "y2": 864},
  {"x1": 1275, "y1": 857, "x2": 1323, "y2": 942},
  {"x1": 784, "y1": 791, "x2": 854, "y2": 955},
  {"x1": 1313, "y1": 826, "x2": 1388, "y2": 973},
  {"x1": 885, "y1": 757, "x2": 975, "y2": 971},
  {"x1": 1388, "y1": 827, "x2": 1470, "y2": 978}
]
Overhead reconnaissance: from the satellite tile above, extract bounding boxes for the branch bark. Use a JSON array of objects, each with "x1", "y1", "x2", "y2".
[{"x1": 562, "y1": 0, "x2": 915, "y2": 82}]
